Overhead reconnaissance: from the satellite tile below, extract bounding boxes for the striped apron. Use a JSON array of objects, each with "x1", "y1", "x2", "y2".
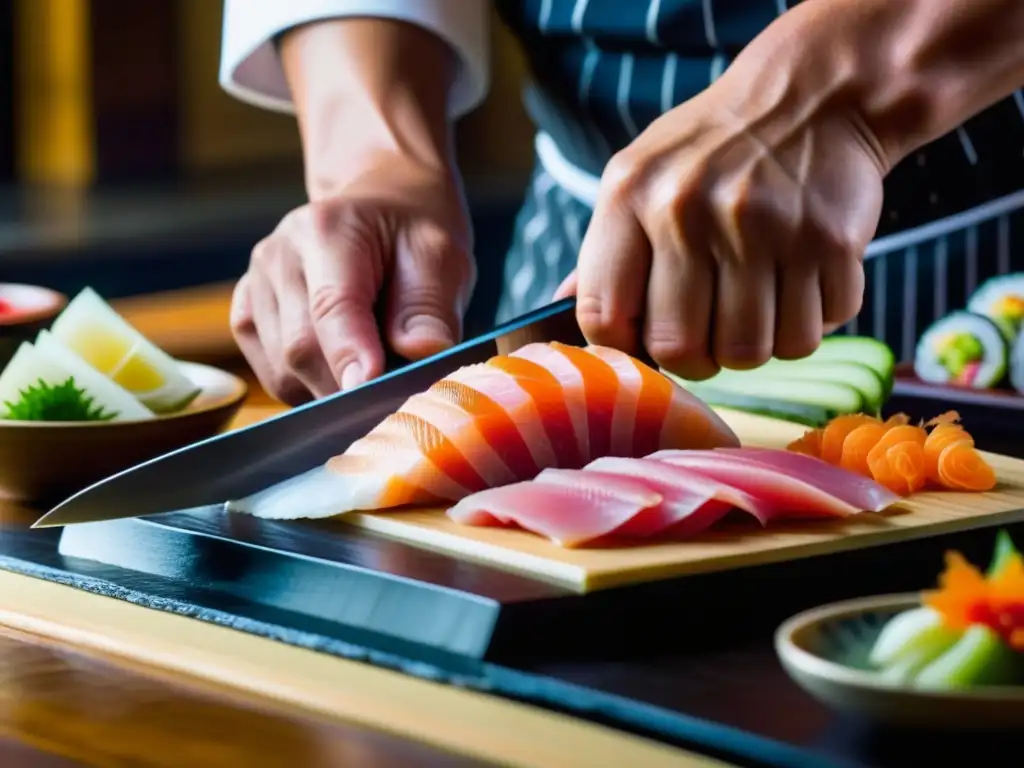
[{"x1": 493, "y1": 0, "x2": 1024, "y2": 362}]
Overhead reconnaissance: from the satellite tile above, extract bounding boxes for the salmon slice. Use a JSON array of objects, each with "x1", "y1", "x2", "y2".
[
  {"x1": 226, "y1": 416, "x2": 472, "y2": 519},
  {"x1": 583, "y1": 456, "x2": 774, "y2": 531},
  {"x1": 430, "y1": 365, "x2": 551, "y2": 478},
  {"x1": 582, "y1": 345, "x2": 643, "y2": 456},
  {"x1": 486, "y1": 354, "x2": 584, "y2": 468},
  {"x1": 447, "y1": 470, "x2": 663, "y2": 547},
  {"x1": 510, "y1": 343, "x2": 592, "y2": 461},
  {"x1": 398, "y1": 392, "x2": 517, "y2": 487},
  {"x1": 649, "y1": 448, "x2": 900, "y2": 517}
]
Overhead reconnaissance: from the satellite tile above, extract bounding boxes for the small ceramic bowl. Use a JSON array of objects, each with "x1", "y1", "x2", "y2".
[
  {"x1": 775, "y1": 593, "x2": 1024, "y2": 728},
  {"x1": 0, "y1": 283, "x2": 68, "y2": 370},
  {"x1": 0, "y1": 361, "x2": 247, "y2": 504}
]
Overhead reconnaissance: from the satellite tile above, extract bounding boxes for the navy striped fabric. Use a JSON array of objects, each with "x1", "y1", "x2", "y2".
[{"x1": 492, "y1": 0, "x2": 1024, "y2": 359}]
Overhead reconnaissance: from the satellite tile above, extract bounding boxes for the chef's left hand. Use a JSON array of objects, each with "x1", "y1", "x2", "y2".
[{"x1": 554, "y1": 28, "x2": 889, "y2": 381}]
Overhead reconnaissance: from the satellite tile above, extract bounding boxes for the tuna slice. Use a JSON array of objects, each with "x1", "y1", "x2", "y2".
[
  {"x1": 582, "y1": 456, "x2": 774, "y2": 533},
  {"x1": 647, "y1": 448, "x2": 900, "y2": 518},
  {"x1": 447, "y1": 469, "x2": 663, "y2": 547}
]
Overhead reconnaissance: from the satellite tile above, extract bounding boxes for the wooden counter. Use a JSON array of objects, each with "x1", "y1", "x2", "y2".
[{"x1": 0, "y1": 283, "x2": 731, "y2": 768}]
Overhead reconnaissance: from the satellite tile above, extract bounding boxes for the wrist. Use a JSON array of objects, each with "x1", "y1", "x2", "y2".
[
  {"x1": 281, "y1": 19, "x2": 458, "y2": 199},
  {"x1": 729, "y1": 0, "x2": 1024, "y2": 171}
]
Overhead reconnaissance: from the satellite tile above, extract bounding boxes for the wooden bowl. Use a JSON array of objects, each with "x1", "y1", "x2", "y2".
[
  {"x1": 0, "y1": 283, "x2": 68, "y2": 370},
  {"x1": 0, "y1": 361, "x2": 247, "y2": 504},
  {"x1": 775, "y1": 593, "x2": 1024, "y2": 728}
]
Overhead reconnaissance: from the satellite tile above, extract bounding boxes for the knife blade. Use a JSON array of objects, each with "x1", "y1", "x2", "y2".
[{"x1": 33, "y1": 298, "x2": 585, "y2": 528}]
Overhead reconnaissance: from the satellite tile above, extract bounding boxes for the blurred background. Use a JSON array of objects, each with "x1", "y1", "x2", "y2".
[{"x1": 0, "y1": 0, "x2": 536, "y2": 359}]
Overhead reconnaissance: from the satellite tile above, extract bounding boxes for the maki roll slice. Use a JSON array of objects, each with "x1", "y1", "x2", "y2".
[
  {"x1": 967, "y1": 273, "x2": 1024, "y2": 341},
  {"x1": 1011, "y1": 331, "x2": 1024, "y2": 396},
  {"x1": 914, "y1": 311, "x2": 1007, "y2": 388}
]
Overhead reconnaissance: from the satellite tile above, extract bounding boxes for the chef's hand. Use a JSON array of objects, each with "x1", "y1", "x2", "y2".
[
  {"x1": 555, "y1": 7, "x2": 890, "y2": 381},
  {"x1": 231, "y1": 162, "x2": 473, "y2": 405},
  {"x1": 229, "y1": 18, "x2": 474, "y2": 405}
]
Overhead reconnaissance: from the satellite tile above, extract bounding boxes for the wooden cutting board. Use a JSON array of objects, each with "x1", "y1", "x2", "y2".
[{"x1": 340, "y1": 409, "x2": 1024, "y2": 592}]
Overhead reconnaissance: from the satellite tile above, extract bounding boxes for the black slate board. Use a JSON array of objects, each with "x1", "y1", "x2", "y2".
[{"x1": 0, "y1": 506, "x2": 850, "y2": 768}]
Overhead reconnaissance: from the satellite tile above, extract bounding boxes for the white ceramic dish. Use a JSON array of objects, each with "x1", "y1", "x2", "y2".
[{"x1": 775, "y1": 593, "x2": 1024, "y2": 728}]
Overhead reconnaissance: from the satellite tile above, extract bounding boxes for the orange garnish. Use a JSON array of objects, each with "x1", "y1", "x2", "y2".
[
  {"x1": 788, "y1": 410, "x2": 997, "y2": 495},
  {"x1": 923, "y1": 551, "x2": 1024, "y2": 651},
  {"x1": 786, "y1": 428, "x2": 823, "y2": 458}
]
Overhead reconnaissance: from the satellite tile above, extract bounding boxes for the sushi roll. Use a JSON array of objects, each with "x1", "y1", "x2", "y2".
[
  {"x1": 967, "y1": 273, "x2": 1024, "y2": 341},
  {"x1": 914, "y1": 311, "x2": 1008, "y2": 389},
  {"x1": 1011, "y1": 331, "x2": 1024, "y2": 395}
]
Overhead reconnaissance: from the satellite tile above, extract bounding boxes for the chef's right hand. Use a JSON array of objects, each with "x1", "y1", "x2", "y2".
[{"x1": 230, "y1": 156, "x2": 475, "y2": 406}]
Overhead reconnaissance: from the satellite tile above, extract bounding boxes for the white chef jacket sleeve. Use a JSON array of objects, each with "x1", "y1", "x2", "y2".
[{"x1": 219, "y1": 0, "x2": 490, "y2": 118}]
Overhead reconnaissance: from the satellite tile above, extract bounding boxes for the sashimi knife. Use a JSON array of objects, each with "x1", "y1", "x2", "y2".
[{"x1": 32, "y1": 298, "x2": 586, "y2": 528}]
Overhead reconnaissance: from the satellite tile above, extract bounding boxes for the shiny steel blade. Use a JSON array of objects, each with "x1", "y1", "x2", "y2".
[{"x1": 33, "y1": 298, "x2": 584, "y2": 528}]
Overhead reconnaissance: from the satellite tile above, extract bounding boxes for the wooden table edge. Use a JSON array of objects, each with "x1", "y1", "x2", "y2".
[{"x1": 0, "y1": 570, "x2": 731, "y2": 768}]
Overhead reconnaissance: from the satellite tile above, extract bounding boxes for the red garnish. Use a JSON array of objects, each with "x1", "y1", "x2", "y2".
[
  {"x1": 0, "y1": 298, "x2": 14, "y2": 316},
  {"x1": 924, "y1": 551, "x2": 1024, "y2": 651}
]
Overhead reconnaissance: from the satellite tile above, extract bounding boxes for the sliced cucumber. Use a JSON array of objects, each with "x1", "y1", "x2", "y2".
[
  {"x1": 811, "y1": 336, "x2": 896, "y2": 395},
  {"x1": 677, "y1": 375, "x2": 864, "y2": 427},
  {"x1": 914, "y1": 311, "x2": 1008, "y2": 389},
  {"x1": 913, "y1": 624, "x2": 1022, "y2": 689},
  {"x1": 715, "y1": 360, "x2": 886, "y2": 415},
  {"x1": 869, "y1": 607, "x2": 961, "y2": 670},
  {"x1": 678, "y1": 386, "x2": 835, "y2": 427},
  {"x1": 986, "y1": 529, "x2": 1021, "y2": 578}
]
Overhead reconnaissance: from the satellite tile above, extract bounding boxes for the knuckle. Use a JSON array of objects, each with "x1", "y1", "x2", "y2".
[
  {"x1": 282, "y1": 329, "x2": 321, "y2": 371},
  {"x1": 718, "y1": 345, "x2": 773, "y2": 370},
  {"x1": 601, "y1": 151, "x2": 645, "y2": 204},
  {"x1": 229, "y1": 281, "x2": 254, "y2": 336},
  {"x1": 309, "y1": 284, "x2": 368, "y2": 324},
  {"x1": 249, "y1": 237, "x2": 277, "y2": 270}
]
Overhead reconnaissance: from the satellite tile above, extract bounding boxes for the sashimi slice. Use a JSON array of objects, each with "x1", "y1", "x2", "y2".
[
  {"x1": 710, "y1": 448, "x2": 901, "y2": 513},
  {"x1": 582, "y1": 456, "x2": 773, "y2": 532},
  {"x1": 586, "y1": 344, "x2": 740, "y2": 456},
  {"x1": 510, "y1": 343, "x2": 592, "y2": 461},
  {"x1": 583, "y1": 345, "x2": 643, "y2": 456},
  {"x1": 866, "y1": 424, "x2": 928, "y2": 495},
  {"x1": 648, "y1": 448, "x2": 900, "y2": 517},
  {"x1": 447, "y1": 470, "x2": 663, "y2": 547},
  {"x1": 924, "y1": 423, "x2": 974, "y2": 485},
  {"x1": 486, "y1": 355, "x2": 584, "y2": 468},
  {"x1": 442, "y1": 363, "x2": 556, "y2": 473},
  {"x1": 227, "y1": 425, "x2": 471, "y2": 520}
]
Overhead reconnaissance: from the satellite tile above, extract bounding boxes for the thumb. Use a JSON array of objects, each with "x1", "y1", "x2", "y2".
[
  {"x1": 552, "y1": 269, "x2": 579, "y2": 300},
  {"x1": 386, "y1": 225, "x2": 473, "y2": 360}
]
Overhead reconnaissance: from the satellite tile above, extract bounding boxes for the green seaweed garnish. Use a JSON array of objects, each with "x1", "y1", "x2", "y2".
[{"x1": 2, "y1": 377, "x2": 118, "y2": 422}]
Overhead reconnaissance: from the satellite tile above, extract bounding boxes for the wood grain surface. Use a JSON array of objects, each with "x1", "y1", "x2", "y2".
[
  {"x1": 339, "y1": 409, "x2": 1024, "y2": 591},
  {"x1": 0, "y1": 566, "x2": 730, "y2": 768}
]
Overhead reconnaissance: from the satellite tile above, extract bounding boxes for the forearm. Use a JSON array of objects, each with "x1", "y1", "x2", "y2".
[
  {"x1": 280, "y1": 19, "x2": 458, "y2": 199},
  {"x1": 719, "y1": 0, "x2": 1024, "y2": 171}
]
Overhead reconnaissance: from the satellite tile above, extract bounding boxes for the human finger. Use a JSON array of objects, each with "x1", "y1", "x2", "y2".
[
  {"x1": 643, "y1": 231, "x2": 718, "y2": 380},
  {"x1": 575, "y1": 194, "x2": 651, "y2": 355},
  {"x1": 300, "y1": 206, "x2": 387, "y2": 390},
  {"x1": 713, "y1": 255, "x2": 776, "y2": 370},
  {"x1": 385, "y1": 222, "x2": 472, "y2": 360},
  {"x1": 773, "y1": 262, "x2": 824, "y2": 360},
  {"x1": 240, "y1": 269, "x2": 313, "y2": 405},
  {"x1": 264, "y1": 245, "x2": 339, "y2": 398}
]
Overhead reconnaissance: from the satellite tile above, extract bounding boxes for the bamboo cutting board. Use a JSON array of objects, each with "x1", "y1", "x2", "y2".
[{"x1": 340, "y1": 409, "x2": 1024, "y2": 592}]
